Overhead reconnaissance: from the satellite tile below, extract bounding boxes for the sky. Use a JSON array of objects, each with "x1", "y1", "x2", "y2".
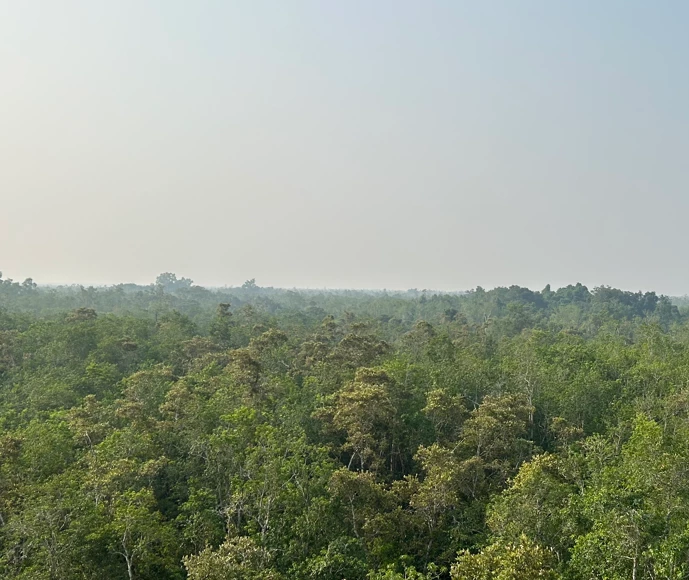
[{"x1": 2, "y1": 1, "x2": 688, "y2": 294}]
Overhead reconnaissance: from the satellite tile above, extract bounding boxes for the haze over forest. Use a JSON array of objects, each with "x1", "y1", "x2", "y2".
[{"x1": 3, "y1": 1, "x2": 689, "y2": 293}]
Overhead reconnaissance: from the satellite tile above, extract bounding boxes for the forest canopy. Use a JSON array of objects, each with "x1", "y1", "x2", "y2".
[{"x1": 0, "y1": 272, "x2": 688, "y2": 579}]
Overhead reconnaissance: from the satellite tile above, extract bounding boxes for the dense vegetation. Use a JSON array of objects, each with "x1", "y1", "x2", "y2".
[{"x1": 1, "y1": 271, "x2": 689, "y2": 579}]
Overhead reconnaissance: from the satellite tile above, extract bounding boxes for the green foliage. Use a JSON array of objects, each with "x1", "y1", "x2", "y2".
[
  {"x1": 0, "y1": 274, "x2": 688, "y2": 577},
  {"x1": 183, "y1": 536, "x2": 281, "y2": 580},
  {"x1": 451, "y1": 535, "x2": 558, "y2": 580}
]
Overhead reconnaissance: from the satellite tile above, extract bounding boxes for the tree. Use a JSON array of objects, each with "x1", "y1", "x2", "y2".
[
  {"x1": 451, "y1": 535, "x2": 558, "y2": 580},
  {"x1": 332, "y1": 369, "x2": 396, "y2": 472},
  {"x1": 210, "y1": 303, "x2": 234, "y2": 347},
  {"x1": 456, "y1": 394, "x2": 533, "y2": 491},
  {"x1": 183, "y1": 536, "x2": 282, "y2": 580},
  {"x1": 155, "y1": 273, "x2": 193, "y2": 292},
  {"x1": 100, "y1": 488, "x2": 178, "y2": 580}
]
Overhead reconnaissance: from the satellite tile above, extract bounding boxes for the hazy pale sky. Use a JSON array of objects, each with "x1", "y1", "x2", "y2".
[{"x1": 2, "y1": 1, "x2": 688, "y2": 293}]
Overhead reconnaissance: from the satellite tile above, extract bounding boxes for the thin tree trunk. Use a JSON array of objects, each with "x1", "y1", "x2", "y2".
[{"x1": 124, "y1": 553, "x2": 134, "y2": 580}]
